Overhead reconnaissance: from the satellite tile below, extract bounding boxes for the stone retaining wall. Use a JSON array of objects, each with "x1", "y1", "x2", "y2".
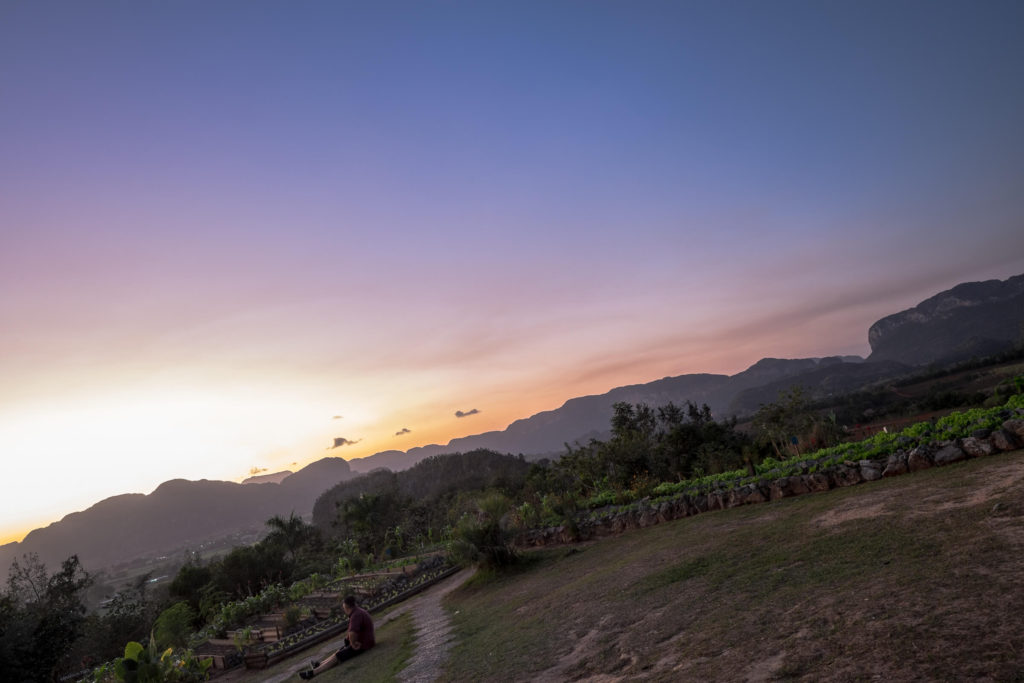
[{"x1": 517, "y1": 418, "x2": 1024, "y2": 547}]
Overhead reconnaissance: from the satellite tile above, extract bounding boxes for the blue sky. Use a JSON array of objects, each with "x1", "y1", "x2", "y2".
[{"x1": 1, "y1": 0, "x2": 1023, "y2": 542}]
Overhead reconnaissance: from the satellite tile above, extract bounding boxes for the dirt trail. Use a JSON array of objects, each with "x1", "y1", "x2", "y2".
[
  {"x1": 397, "y1": 567, "x2": 474, "y2": 682},
  {"x1": 220, "y1": 567, "x2": 473, "y2": 683}
]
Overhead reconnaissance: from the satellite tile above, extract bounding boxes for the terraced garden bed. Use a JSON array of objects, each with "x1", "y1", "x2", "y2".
[{"x1": 246, "y1": 558, "x2": 458, "y2": 669}]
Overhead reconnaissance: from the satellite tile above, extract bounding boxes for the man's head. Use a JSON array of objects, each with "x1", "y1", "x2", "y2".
[{"x1": 343, "y1": 594, "x2": 357, "y2": 615}]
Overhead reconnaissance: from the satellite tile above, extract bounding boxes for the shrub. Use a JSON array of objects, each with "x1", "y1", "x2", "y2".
[
  {"x1": 152, "y1": 603, "x2": 195, "y2": 651},
  {"x1": 448, "y1": 493, "x2": 518, "y2": 569}
]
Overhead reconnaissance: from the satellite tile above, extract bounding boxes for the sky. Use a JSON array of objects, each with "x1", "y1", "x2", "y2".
[{"x1": 2, "y1": 0, "x2": 1023, "y2": 545}]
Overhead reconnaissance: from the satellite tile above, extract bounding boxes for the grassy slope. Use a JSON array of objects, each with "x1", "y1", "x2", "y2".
[{"x1": 442, "y1": 450, "x2": 1024, "y2": 682}]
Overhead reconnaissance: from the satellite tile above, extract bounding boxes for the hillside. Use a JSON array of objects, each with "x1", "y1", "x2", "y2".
[
  {"x1": 441, "y1": 449, "x2": 1024, "y2": 681},
  {"x1": 7, "y1": 273, "x2": 1022, "y2": 580},
  {"x1": 868, "y1": 273, "x2": 1024, "y2": 365},
  {"x1": 348, "y1": 273, "x2": 1024, "y2": 475},
  {"x1": 0, "y1": 457, "x2": 355, "y2": 574},
  {"x1": 346, "y1": 358, "x2": 868, "y2": 473}
]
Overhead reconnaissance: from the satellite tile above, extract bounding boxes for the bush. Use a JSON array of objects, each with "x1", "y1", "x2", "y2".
[
  {"x1": 153, "y1": 602, "x2": 195, "y2": 651},
  {"x1": 448, "y1": 493, "x2": 518, "y2": 569}
]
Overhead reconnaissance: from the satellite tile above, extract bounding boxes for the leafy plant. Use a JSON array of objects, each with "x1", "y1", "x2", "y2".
[{"x1": 99, "y1": 639, "x2": 211, "y2": 683}]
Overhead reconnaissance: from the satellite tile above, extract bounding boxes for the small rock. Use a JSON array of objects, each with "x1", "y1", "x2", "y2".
[
  {"x1": 745, "y1": 485, "x2": 769, "y2": 504},
  {"x1": 932, "y1": 444, "x2": 967, "y2": 466},
  {"x1": 725, "y1": 488, "x2": 747, "y2": 508},
  {"x1": 907, "y1": 446, "x2": 934, "y2": 472},
  {"x1": 961, "y1": 436, "x2": 995, "y2": 458},
  {"x1": 833, "y1": 464, "x2": 863, "y2": 487},
  {"x1": 991, "y1": 429, "x2": 1020, "y2": 452},
  {"x1": 882, "y1": 451, "x2": 909, "y2": 477},
  {"x1": 859, "y1": 459, "x2": 884, "y2": 481},
  {"x1": 805, "y1": 473, "x2": 831, "y2": 492},
  {"x1": 1003, "y1": 419, "x2": 1024, "y2": 440}
]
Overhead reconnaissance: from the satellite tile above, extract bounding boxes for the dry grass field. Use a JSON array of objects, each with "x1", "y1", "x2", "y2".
[{"x1": 441, "y1": 450, "x2": 1024, "y2": 682}]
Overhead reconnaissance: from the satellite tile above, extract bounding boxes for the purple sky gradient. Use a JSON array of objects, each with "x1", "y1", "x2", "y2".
[{"x1": 2, "y1": 1, "x2": 1023, "y2": 543}]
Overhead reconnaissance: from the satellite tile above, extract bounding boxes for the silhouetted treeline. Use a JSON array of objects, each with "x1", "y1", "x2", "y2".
[
  {"x1": 313, "y1": 449, "x2": 534, "y2": 552},
  {"x1": 544, "y1": 401, "x2": 754, "y2": 499}
]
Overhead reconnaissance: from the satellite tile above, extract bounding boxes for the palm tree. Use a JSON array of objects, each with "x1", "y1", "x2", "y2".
[{"x1": 264, "y1": 512, "x2": 313, "y2": 563}]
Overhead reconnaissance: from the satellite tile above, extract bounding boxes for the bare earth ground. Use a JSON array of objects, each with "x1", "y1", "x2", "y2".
[
  {"x1": 442, "y1": 450, "x2": 1024, "y2": 682},
  {"x1": 217, "y1": 568, "x2": 474, "y2": 683}
]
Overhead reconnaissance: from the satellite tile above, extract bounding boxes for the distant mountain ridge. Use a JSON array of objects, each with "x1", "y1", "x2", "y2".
[
  {"x1": 242, "y1": 470, "x2": 293, "y2": 485},
  {"x1": 0, "y1": 458, "x2": 354, "y2": 575},
  {"x1": 868, "y1": 274, "x2": 1024, "y2": 365},
  {"x1": 6, "y1": 272, "x2": 1022, "y2": 576},
  {"x1": 346, "y1": 357, "x2": 864, "y2": 473},
  {"x1": 347, "y1": 274, "x2": 1024, "y2": 473}
]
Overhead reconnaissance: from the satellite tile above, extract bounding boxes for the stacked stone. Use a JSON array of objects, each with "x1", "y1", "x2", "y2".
[{"x1": 515, "y1": 416, "x2": 1024, "y2": 548}]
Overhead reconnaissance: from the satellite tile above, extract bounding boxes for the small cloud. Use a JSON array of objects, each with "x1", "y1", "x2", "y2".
[
  {"x1": 332, "y1": 415, "x2": 343, "y2": 420},
  {"x1": 455, "y1": 408, "x2": 481, "y2": 418},
  {"x1": 248, "y1": 466, "x2": 268, "y2": 476},
  {"x1": 329, "y1": 437, "x2": 362, "y2": 449},
  {"x1": 395, "y1": 427, "x2": 411, "y2": 436},
  {"x1": 291, "y1": 462, "x2": 298, "y2": 466}
]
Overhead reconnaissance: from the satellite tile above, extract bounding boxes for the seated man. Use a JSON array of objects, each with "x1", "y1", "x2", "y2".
[{"x1": 300, "y1": 595, "x2": 375, "y2": 680}]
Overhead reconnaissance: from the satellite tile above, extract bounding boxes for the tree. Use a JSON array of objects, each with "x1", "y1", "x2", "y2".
[
  {"x1": 337, "y1": 491, "x2": 405, "y2": 555},
  {"x1": 152, "y1": 602, "x2": 196, "y2": 650},
  {"x1": 753, "y1": 386, "x2": 815, "y2": 458},
  {"x1": 72, "y1": 575, "x2": 155, "y2": 669},
  {"x1": 263, "y1": 513, "x2": 318, "y2": 564},
  {"x1": 168, "y1": 559, "x2": 213, "y2": 617},
  {"x1": 0, "y1": 554, "x2": 92, "y2": 682}
]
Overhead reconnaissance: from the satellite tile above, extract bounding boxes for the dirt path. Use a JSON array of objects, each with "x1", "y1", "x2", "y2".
[
  {"x1": 218, "y1": 567, "x2": 474, "y2": 683},
  {"x1": 397, "y1": 567, "x2": 474, "y2": 683}
]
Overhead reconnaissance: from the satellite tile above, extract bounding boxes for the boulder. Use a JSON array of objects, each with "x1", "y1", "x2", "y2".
[
  {"x1": 960, "y1": 436, "x2": 995, "y2": 458},
  {"x1": 769, "y1": 477, "x2": 806, "y2": 500},
  {"x1": 1003, "y1": 419, "x2": 1024, "y2": 440},
  {"x1": 745, "y1": 485, "x2": 769, "y2": 504},
  {"x1": 859, "y1": 459, "x2": 884, "y2": 481},
  {"x1": 907, "y1": 446, "x2": 934, "y2": 472},
  {"x1": 790, "y1": 477, "x2": 810, "y2": 496},
  {"x1": 692, "y1": 495, "x2": 709, "y2": 514},
  {"x1": 655, "y1": 502, "x2": 672, "y2": 524},
  {"x1": 725, "y1": 488, "x2": 747, "y2": 508},
  {"x1": 932, "y1": 444, "x2": 968, "y2": 466},
  {"x1": 833, "y1": 464, "x2": 863, "y2": 487},
  {"x1": 805, "y1": 473, "x2": 831, "y2": 492},
  {"x1": 883, "y1": 451, "x2": 909, "y2": 477},
  {"x1": 991, "y1": 429, "x2": 1020, "y2": 452}
]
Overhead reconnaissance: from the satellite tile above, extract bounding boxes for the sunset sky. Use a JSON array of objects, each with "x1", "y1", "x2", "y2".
[{"x1": 2, "y1": 1, "x2": 1023, "y2": 545}]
